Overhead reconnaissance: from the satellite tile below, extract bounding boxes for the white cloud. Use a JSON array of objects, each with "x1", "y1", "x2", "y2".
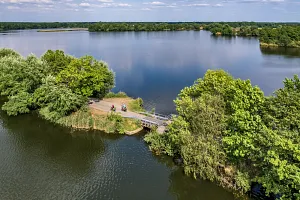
[
  {"x1": 7, "y1": 5, "x2": 20, "y2": 9},
  {"x1": 187, "y1": 3, "x2": 210, "y2": 7},
  {"x1": 78, "y1": 2, "x2": 131, "y2": 8},
  {"x1": 65, "y1": 8, "x2": 79, "y2": 11},
  {"x1": 213, "y1": 3, "x2": 223, "y2": 6},
  {"x1": 141, "y1": 7, "x2": 151, "y2": 10},
  {"x1": 66, "y1": 3, "x2": 78, "y2": 7},
  {"x1": 0, "y1": 0, "x2": 52, "y2": 3},
  {"x1": 98, "y1": 0, "x2": 113, "y2": 2},
  {"x1": 238, "y1": 0, "x2": 285, "y2": 3},
  {"x1": 116, "y1": 3, "x2": 130, "y2": 7},
  {"x1": 79, "y1": 2, "x2": 90, "y2": 7},
  {"x1": 144, "y1": 1, "x2": 165, "y2": 5}
]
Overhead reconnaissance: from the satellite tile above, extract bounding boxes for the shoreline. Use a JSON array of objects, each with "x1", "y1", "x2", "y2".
[
  {"x1": 260, "y1": 42, "x2": 300, "y2": 48},
  {"x1": 37, "y1": 28, "x2": 88, "y2": 32},
  {"x1": 57, "y1": 97, "x2": 147, "y2": 135}
]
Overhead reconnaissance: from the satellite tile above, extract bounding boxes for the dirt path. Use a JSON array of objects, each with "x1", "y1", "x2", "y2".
[
  {"x1": 89, "y1": 99, "x2": 145, "y2": 120},
  {"x1": 89, "y1": 98, "x2": 168, "y2": 134}
]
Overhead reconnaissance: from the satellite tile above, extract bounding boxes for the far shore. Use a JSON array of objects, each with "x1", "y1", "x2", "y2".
[{"x1": 37, "y1": 28, "x2": 88, "y2": 32}]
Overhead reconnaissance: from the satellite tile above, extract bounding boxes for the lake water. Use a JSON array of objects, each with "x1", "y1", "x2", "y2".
[{"x1": 0, "y1": 30, "x2": 300, "y2": 200}]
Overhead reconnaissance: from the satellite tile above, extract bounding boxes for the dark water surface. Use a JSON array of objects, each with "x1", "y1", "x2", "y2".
[
  {"x1": 0, "y1": 30, "x2": 300, "y2": 200},
  {"x1": 1, "y1": 30, "x2": 300, "y2": 113}
]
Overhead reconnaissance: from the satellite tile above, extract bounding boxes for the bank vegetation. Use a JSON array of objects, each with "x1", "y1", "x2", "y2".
[
  {"x1": 2, "y1": 22, "x2": 300, "y2": 48},
  {"x1": 145, "y1": 70, "x2": 300, "y2": 199},
  {"x1": 0, "y1": 48, "x2": 136, "y2": 134}
]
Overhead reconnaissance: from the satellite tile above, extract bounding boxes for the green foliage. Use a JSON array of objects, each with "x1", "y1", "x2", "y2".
[
  {"x1": 89, "y1": 22, "x2": 201, "y2": 32},
  {"x1": 204, "y1": 23, "x2": 300, "y2": 47},
  {"x1": 56, "y1": 56, "x2": 115, "y2": 97},
  {"x1": 33, "y1": 76, "x2": 86, "y2": 122},
  {"x1": 255, "y1": 75, "x2": 300, "y2": 199},
  {"x1": 41, "y1": 50, "x2": 74, "y2": 75},
  {"x1": 128, "y1": 98, "x2": 144, "y2": 112},
  {"x1": 0, "y1": 22, "x2": 91, "y2": 31},
  {"x1": 0, "y1": 48, "x2": 114, "y2": 127},
  {"x1": 145, "y1": 69, "x2": 300, "y2": 199},
  {"x1": 2, "y1": 91, "x2": 32, "y2": 116},
  {"x1": 1, "y1": 22, "x2": 299, "y2": 32},
  {"x1": 0, "y1": 48, "x2": 21, "y2": 59},
  {"x1": 0, "y1": 54, "x2": 49, "y2": 96},
  {"x1": 259, "y1": 26, "x2": 300, "y2": 47},
  {"x1": 181, "y1": 94, "x2": 226, "y2": 181},
  {"x1": 145, "y1": 116, "x2": 190, "y2": 156},
  {"x1": 107, "y1": 112, "x2": 125, "y2": 134},
  {"x1": 105, "y1": 91, "x2": 128, "y2": 98},
  {"x1": 205, "y1": 23, "x2": 234, "y2": 36}
]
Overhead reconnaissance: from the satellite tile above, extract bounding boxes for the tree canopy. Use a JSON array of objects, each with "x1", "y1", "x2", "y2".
[
  {"x1": 0, "y1": 48, "x2": 114, "y2": 122},
  {"x1": 0, "y1": 22, "x2": 91, "y2": 31},
  {"x1": 145, "y1": 70, "x2": 300, "y2": 199},
  {"x1": 56, "y1": 56, "x2": 114, "y2": 97}
]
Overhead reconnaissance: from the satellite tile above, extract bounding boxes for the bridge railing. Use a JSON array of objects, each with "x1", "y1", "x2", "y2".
[{"x1": 138, "y1": 112, "x2": 175, "y2": 121}]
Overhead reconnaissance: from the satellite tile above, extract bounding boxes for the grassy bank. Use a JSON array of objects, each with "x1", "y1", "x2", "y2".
[
  {"x1": 105, "y1": 92, "x2": 145, "y2": 112},
  {"x1": 260, "y1": 42, "x2": 300, "y2": 48},
  {"x1": 57, "y1": 108, "x2": 141, "y2": 134}
]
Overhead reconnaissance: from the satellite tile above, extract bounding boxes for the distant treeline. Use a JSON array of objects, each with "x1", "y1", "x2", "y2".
[
  {"x1": 88, "y1": 22, "x2": 300, "y2": 32},
  {"x1": 0, "y1": 22, "x2": 92, "y2": 31},
  {"x1": 205, "y1": 23, "x2": 300, "y2": 48},
  {"x1": 88, "y1": 22, "x2": 300, "y2": 48},
  {"x1": 1, "y1": 21, "x2": 299, "y2": 32},
  {"x1": 88, "y1": 22, "x2": 202, "y2": 32},
  {"x1": 1, "y1": 22, "x2": 300, "y2": 48}
]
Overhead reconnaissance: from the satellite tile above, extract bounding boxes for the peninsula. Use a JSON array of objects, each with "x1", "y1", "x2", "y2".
[{"x1": 0, "y1": 48, "x2": 169, "y2": 135}]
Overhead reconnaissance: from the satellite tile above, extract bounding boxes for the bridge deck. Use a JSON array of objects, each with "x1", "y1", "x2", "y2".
[
  {"x1": 89, "y1": 99, "x2": 170, "y2": 134},
  {"x1": 142, "y1": 117, "x2": 165, "y2": 126}
]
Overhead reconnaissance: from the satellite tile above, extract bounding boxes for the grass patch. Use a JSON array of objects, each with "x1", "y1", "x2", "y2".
[
  {"x1": 57, "y1": 108, "x2": 94, "y2": 129},
  {"x1": 128, "y1": 98, "x2": 144, "y2": 112},
  {"x1": 105, "y1": 91, "x2": 128, "y2": 98},
  {"x1": 57, "y1": 108, "x2": 142, "y2": 134},
  {"x1": 123, "y1": 118, "x2": 141, "y2": 132}
]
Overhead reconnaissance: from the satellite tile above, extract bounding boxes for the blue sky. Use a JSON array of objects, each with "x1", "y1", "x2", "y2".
[{"x1": 0, "y1": 0, "x2": 299, "y2": 22}]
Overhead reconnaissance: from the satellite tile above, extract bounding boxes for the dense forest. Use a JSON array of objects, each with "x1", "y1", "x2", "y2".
[
  {"x1": 145, "y1": 70, "x2": 300, "y2": 200},
  {"x1": 1, "y1": 22, "x2": 300, "y2": 47},
  {"x1": 0, "y1": 48, "x2": 114, "y2": 122},
  {"x1": 0, "y1": 22, "x2": 92, "y2": 31},
  {"x1": 203, "y1": 23, "x2": 300, "y2": 47},
  {"x1": 88, "y1": 22, "x2": 202, "y2": 32},
  {"x1": 88, "y1": 22, "x2": 300, "y2": 47},
  {"x1": 259, "y1": 26, "x2": 300, "y2": 48},
  {"x1": 2, "y1": 22, "x2": 298, "y2": 32}
]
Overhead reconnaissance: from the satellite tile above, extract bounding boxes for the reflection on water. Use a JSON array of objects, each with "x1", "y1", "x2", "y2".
[
  {"x1": 0, "y1": 105, "x2": 235, "y2": 200},
  {"x1": 260, "y1": 46, "x2": 300, "y2": 58},
  {"x1": 0, "y1": 30, "x2": 300, "y2": 200},
  {"x1": 1, "y1": 30, "x2": 300, "y2": 114}
]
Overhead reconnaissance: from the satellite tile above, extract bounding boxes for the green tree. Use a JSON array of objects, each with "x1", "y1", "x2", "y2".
[
  {"x1": 56, "y1": 55, "x2": 114, "y2": 97},
  {"x1": 34, "y1": 76, "x2": 86, "y2": 121},
  {"x1": 145, "y1": 70, "x2": 300, "y2": 198},
  {"x1": 257, "y1": 75, "x2": 300, "y2": 199},
  {"x1": 41, "y1": 50, "x2": 74, "y2": 75},
  {"x1": 0, "y1": 48, "x2": 21, "y2": 59},
  {"x1": 0, "y1": 54, "x2": 49, "y2": 96},
  {"x1": 2, "y1": 91, "x2": 32, "y2": 116}
]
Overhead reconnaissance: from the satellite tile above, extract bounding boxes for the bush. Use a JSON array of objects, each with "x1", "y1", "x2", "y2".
[
  {"x1": 105, "y1": 91, "x2": 128, "y2": 98},
  {"x1": 128, "y1": 98, "x2": 144, "y2": 112}
]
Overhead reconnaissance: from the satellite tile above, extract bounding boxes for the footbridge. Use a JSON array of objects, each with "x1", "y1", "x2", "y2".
[
  {"x1": 89, "y1": 99, "x2": 174, "y2": 134},
  {"x1": 125, "y1": 113, "x2": 171, "y2": 134}
]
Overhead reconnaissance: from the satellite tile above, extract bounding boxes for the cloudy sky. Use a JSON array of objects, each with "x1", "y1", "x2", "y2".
[{"x1": 0, "y1": 0, "x2": 299, "y2": 22}]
